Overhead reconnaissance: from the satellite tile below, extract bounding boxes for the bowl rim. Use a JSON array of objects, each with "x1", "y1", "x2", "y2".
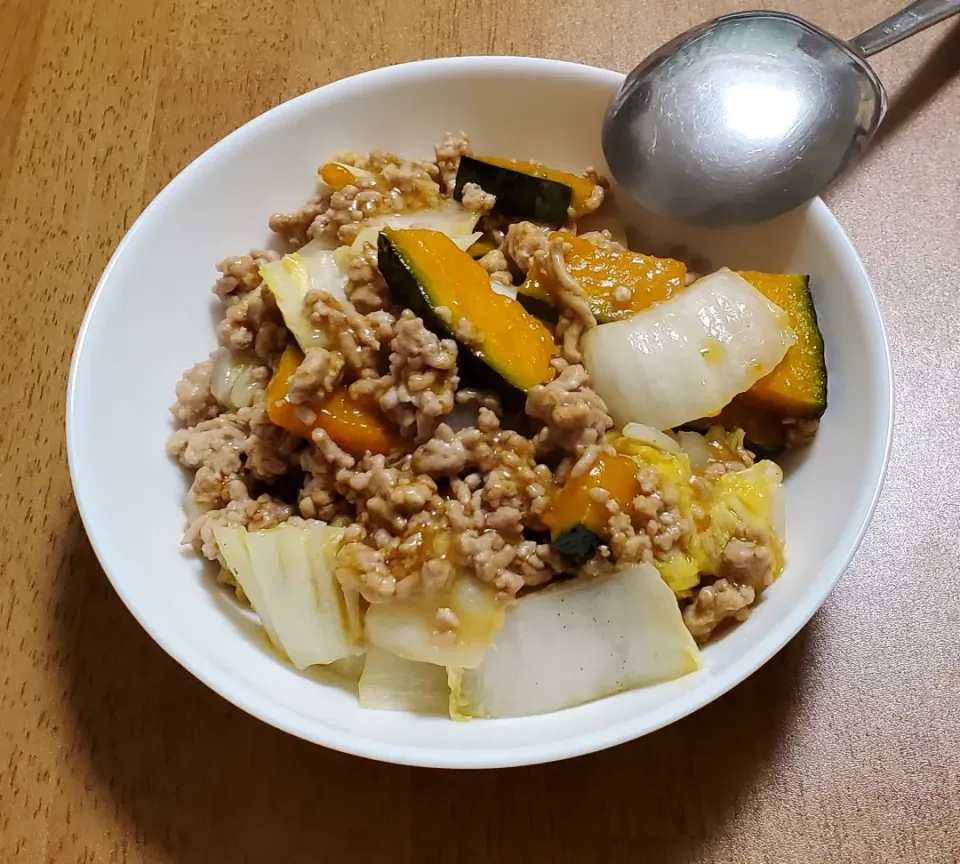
[{"x1": 66, "y1": 55, "x2": 895, "y2": 769}]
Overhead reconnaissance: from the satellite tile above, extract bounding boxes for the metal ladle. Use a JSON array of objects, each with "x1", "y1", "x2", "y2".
[{"x1": 602, "y1": 1, "x2": 960, "y2": 226}]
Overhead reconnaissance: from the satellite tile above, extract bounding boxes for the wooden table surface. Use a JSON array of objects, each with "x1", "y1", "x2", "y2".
[{"x1": 2, "y1": 0, "x2": 959, "y2": 861}]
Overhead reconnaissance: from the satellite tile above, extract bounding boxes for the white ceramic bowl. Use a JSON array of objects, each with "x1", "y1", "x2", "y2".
[{"x1": 67, "y1": 57, "x2": 893, "y2": 768}]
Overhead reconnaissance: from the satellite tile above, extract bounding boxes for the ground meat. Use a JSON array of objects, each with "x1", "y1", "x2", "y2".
[
  {"x1": 546, "y1": 236, "x2": 596, "y2": 326},
  {"x1": 581, "y1": 464, "x2": 695, "y2": 568},
  {"x1": 336, "y1": 453, "x2": 438, "y2": 535},
  {"x1": 515, "y1": 540, "x2": 566, "y2": 586},
  {"x1": 214, "y1": 249, "x2": 280, "y2": 302},
  {"x1": 554, "y1": 312, "x2": 587, "y2": 365},
  {"x1": 167, "y1": 414, "x2": 247, "y2": 476},
  {"x1": 275, "y1": 153, "x2": 442, "y2": 247},
  {"x1": 310, "y1": 427, "x2": 356, "y2": 471},
  {"x1": 339, "y1": 149, "x2": 396, "y2": 172},
  {"x1": 187, "y1": 468, "x2": 244, "y2": 511},
  {"x1": 345, "y1": 148, "x2": 441, "y2": 196},
  {"x1": 185, "y1": 484, "x2": 294, "y2": 561},
  {"x1": 269, "y1": 196, "x2": 329, "y2": 247},
  {"x1": 425, "y1": 409, "x2": 553, "y2": 520},
  {"x1": 287, "y1": 348, "x2": 345, "y2": 404},
  {"x1": 411, "y1": 423, "x2": 476, "y2": 475},
  {"x1": 577, "y1": 229, "x2": 622, "y2": 251},
  {"x1": 435, "y1": 606, "x2": 459, "y2": 632},
  {"x1": 526, "y1": 361, "x2": 613, "y2": 458},
  {"x1": 378, "y1": 159, "x2": 442, "y2": 210},
  {"x1": 721, "y1": 538, "x2": 773, "y2": 592},
  {"x1": 504, "y1": 221, "x2": 550, "y2": 272},
  {"x1": 434, "y1": 131, "x2": 471, "y2": 194},
  {"x1": 383, "y1": 524, "x2": 457, "y2": 600},
  {"x1": 476, "y1": 249, "x2": 512, "y2": 284},
  {"x1": 460, "y1": 182, "x2": 496, "y2": 214},
  {"x1": 331, "y1": 458, "x2": 454, "y2": 602},
  {"x1": 168, "y1": 400, "x2": 299, "y2": 521},
  {"x1": 457, "y1": 531, "x2": 560, "y2": 595},
  {"x1": 365, "y1": 310, "x2": 459, "y2": 442},
  {"x1": 605, "y1": 504, "x2": 655, "y2": 564},
  {"x1": 216, "y1": 286, "x2": 288, "y2": 362},
  {"x1": 298, "y1": 447, "x2": 344, "y2": 521},
  {"x1": 304, "y1": 290, "x2": 384, "y2": 378},
  {"x1": 171, "y1": 359, "x2": 221, "y2": 426},
  {"x1": 337, "y1": 407, "x2": 557, "y2": 600},
  {"x1": 476, "y1": 426, "x2": 552, "y2": 518},
  {"x1": 533, "y1": 236, "x2": 597, "y2": 364},
  {"x1": 453, "y1": 316, "x2": 485, "y2": 349},
  {"x1": 683, "y1": 578, "x2": 755, "y2": 643},
  {"x1": 365, "y1": 309, "x2": 397, "y2": 343},
  {"x1": 344, "y1": 242, "x2": 389, "y2": 313},
  {"x1": 568, "y1": 168, "x2": 606, "y2": 221},
  {"x1": 445, "y1": 416, "x2": 559, "y2": 592},
  {"x1": 308, "y1": 184, "x2": 376, "y2": 245},
  {"x1": 459, "y1": 529, "x2": 523, "y2": 593},
  {"x1": 240, "y1": 401, "x2": 301, "y2": 480},
  {"x1": 169, "y1": 410, "x2": 295, "y2": 560},
  {"x1": 336, "y1": 537, "x2": 396, "y2": 600},
  {"x1": 720, "y1": 522, "x2": 775, "y2": 592}
]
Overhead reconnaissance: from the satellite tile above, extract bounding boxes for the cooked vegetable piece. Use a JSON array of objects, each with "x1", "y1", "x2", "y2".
[
  {"x1": 466, "y1": 235, "x2": 499, "y2": 259},
  {"x1": 358, "y1": 647, "x2": 450, "y2": 714},
  {"x1": 609, "y1": 434, "x2": 702, "y2": 595},
  {"x1": 210, "y1": 349, "x2": 265, "y2": 410},
  {"x1": 364, "y1": 575, "x2": 506, "y2": 669},
  {"x1": 327, "y1": 654, "x2": 366, "y2": 684},
  {"x1": 542, "y1": 438, "x2": 702, "y2": 595},
  {"x1": 454, "y1": 155, "x2": 600, "y2": 222},
  {"x1": 551, "y1": 525, "x2": 600, "y2": 565},
  {"x1": 214, "y1": 523, "x2": 360, "y2": 669},
  {"x1": 260, "y1": 249, "x2": 347, "y2": 350},
  {"x1": 584, "y1": 269, "x2": 796, "y2": 430},
  {"x1": 684, "y1": 396, "x2": 786, "y2": 458},
  {"x1": 515, "y1": 279, "x2": 559, "y2": 323},
  {"x1": 375, "y1": 200, "x2": 482, "y2": 239},
  {"x1": 319, "y1": 161, "x2": 376, "y2": 190},
  {"x1": 520, "y1": 232, "x2": 687, "y2": 323},
  {"x1": 737, "y1": 272, "x2": 827, "y2": 418},
  {"x1": 621, "y1": 422, "x2": 682, "y2": 454},
  {"x1": 337, "y1": 210, "x2": 483, "y2": 273},
  {"x1": 696, "y1": 461, "x2": 785, "y2": 580},
  {"x1": 266, "y1": 345, "x2": 400, "y2": 456},
  {"x1": 542, "y1": 453, "x2": 640, "y2": 564},
  {"x1": 448, "y1": 563, "x2": 701, "y2": 719},
  {"x1": 378, "y1": 227, "x2": 555, "y2": 393},
  {"x1": 265, "y1": 208, "x2": 483, "y2": 347}
]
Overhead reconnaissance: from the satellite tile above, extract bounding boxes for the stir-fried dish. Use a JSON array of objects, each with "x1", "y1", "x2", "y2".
[{"x1": 167, "y1": 134, "x2": 827, "y2": 718}]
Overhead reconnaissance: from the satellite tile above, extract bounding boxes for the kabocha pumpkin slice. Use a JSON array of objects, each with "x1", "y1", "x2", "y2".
[
  {"x1": 520, "y1": 232, "x2": 687, "y2": 323},
  {"x1": 683, "y1": 396, "x2": 786, "y2": 459},
  {"x1": 737, "y1": 272, "x2": 827, "y2": 418},
  {"x1": 515, "y1": 278, "x2": 559, "y2": 324},
  {"x1": 542, "y1": 453, "x2": 641, "y2": 565},
  {"x1": 266, "y1": 345, "x2": 400, "y2": 457},
  {"x1": 319, "y1": 161, "x2": 376, "y2": 190},
  {"x1": 453, "y1": 155, "x2": 600, "y2": 223},
  {"x1": 377, "y1": 227, "x2": 555, "y2": 394},
  {"x1": 465, "y1": 235, "x2": 499, "y2": 260}
]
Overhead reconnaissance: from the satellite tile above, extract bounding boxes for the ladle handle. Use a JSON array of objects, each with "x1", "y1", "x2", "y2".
[{"x1": 853, "y1": 0, "x2": 960, "y2": 57}]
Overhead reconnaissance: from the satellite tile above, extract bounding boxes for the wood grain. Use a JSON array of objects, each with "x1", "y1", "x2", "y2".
[{"x1": 1, "y1": 0, "x2": 958, "y2": 861}]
